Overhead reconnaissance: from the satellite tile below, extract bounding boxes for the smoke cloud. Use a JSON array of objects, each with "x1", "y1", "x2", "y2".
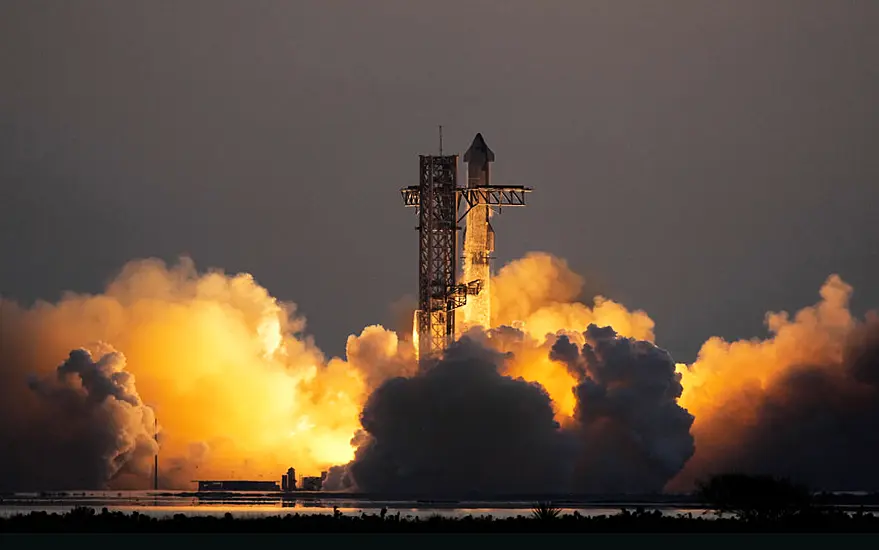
[
  {"x1": 550, "y1": 326, "x2": 694, "y2": 493},
  {"x1": 2, "y1": 251, "x2": 878, "y2": 494},
  {"x1": 0, "y1": 345, "x2": 157, "y2": 491},
  {"x1": 492, "y1": 252, "x2": 655, "y2": 343},
  {"x1": 671, "y1": 275, "x2": 879, "y2": 492},
  {"x1": 336, "y1": 337, "x2": 576, "y2": 496},
  {"x1": 488, "y1": 252, "x2": 660, "y2": 424},
  {"x1": 341, "y1": 325, "x2": 416, "y2": 392},
  {"x1": 490, "y1": 258, "x2": 879, "y2": 493},
  {"x1": 330, "y1": 323, "x2": 694, "y2": 496},
  {"x1": 0, "y1": 257, "x2": 410, "y2": 490},
  {"x1": 0, "y1": 252, "x2": 691, "y2": 493},
  {"x1": 332, "y1": 262, "x2": 879, "y2": 495}
]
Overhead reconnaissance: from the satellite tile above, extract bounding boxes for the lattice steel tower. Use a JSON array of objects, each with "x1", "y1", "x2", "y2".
[
  {"x1": 402, "y1": 132, "x2": 531, "y2": 362},
  {"x1": 402, "y1": 154, "x2": 463, "y2": 360}
]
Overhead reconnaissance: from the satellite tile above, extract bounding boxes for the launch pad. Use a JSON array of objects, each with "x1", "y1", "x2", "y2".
[{"x1": 401, "y1": 133, "x2": 531, "y2": 361}]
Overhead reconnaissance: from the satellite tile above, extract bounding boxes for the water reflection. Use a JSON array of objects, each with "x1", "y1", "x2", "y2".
[
  {"x1": 0, "y1": 491, "x2": 875, "y2": 520},
  {"x1": 0, "y1": 490, "x2": 723, "y2": 519}
]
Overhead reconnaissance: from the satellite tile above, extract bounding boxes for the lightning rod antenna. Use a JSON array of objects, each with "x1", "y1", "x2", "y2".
[{"x1": 439, "y1": 125, "x2": 443, "y2": 155}]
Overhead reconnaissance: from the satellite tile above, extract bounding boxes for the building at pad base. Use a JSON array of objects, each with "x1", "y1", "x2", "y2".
[{"x1": 195, "y1": 480, "x2": 281, "y2": 492}]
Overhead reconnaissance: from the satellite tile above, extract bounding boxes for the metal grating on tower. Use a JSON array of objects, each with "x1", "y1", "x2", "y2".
[{"x1": 411, "y1": 154, "x2": 460, "y2": 359}]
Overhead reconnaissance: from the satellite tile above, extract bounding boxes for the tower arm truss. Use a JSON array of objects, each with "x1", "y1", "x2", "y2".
[
  {"x1": 401, "y1": 185, "x2": 532, "y2": 221},
  {"x1": 457, "y1": 185, "x2": 531, "y2": 222},
  {"x1": 401, "y1": 186, "x2": 420, "y2": 207},
  {"x1": 447, "y1": 280, "x2": 483, "y2": 310}
]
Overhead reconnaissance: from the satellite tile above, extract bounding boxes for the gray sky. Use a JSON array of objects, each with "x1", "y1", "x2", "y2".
[{"x1": 2, "y1": 0, "x2": 878, "y2": 362}]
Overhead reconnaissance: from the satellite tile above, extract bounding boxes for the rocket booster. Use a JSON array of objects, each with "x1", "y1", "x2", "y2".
[{"x1": 460, "y1": 133, "x2": 495, "y2": 332}]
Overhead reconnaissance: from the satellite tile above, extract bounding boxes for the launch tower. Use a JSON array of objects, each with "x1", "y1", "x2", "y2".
[
  {"x1": 402, "y1": 132, "x2": 531, "y2": 361},
  {"x1": 401, "y1": 153, "x2": 472, "y2": 360}
]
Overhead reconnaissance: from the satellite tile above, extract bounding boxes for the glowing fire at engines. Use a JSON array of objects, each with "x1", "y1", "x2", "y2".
[{"x1": 401, "y1": 132, "x2": 531, "y2": 362}]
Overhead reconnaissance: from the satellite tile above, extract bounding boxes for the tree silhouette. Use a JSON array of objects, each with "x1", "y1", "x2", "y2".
[{"x1": 697, "y1": 473, "x2": 813, "y2": 521}]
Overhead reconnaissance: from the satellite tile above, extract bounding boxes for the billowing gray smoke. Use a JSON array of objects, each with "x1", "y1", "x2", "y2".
[
  {"x1": 551, "y1": 325, "x2": 695, "y2": 493},
  {"x1": 332, "y1": 337, "x2": 577, "y2": 496},
  {"x1": 0, "y1": 346, "x2": 157, "y2": 491},
  {"x1": 681, "y1": 318, "x2": 879, "y2": 491},
  {"x1": 329, "y1": 324, "x2": 695, "y2": 496}
]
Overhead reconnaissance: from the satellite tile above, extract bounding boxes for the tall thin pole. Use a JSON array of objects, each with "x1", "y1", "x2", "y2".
[
  {"x1": 153, "y1": 416, "x2": 158, "y2": 491},
  {"x1": 439, "y1": 125, "x2": 443, "y2": 155}
]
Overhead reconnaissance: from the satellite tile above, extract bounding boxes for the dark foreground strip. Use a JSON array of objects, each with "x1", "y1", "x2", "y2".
[{"x1": 4, "y1": 533, "x2": 879, "y2": 549}]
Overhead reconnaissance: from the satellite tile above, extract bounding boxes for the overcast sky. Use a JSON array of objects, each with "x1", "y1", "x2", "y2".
[{"x1": 2, "y1": 0, "x2": 878, "y2": 361}]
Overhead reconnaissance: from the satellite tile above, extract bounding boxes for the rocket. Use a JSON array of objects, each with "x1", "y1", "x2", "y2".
[{"x1": 460, "y1": 133, "x2": 496, "y2": 331}]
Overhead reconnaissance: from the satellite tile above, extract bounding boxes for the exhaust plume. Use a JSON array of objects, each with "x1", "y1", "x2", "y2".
[
  {"x1": 550, "y1": 326, "x2": 695, "y2": 493},
  {"x1": 672, "y1": 275, "x2": 879, "y2": 492},
  {"x1": 330, "y1": 322, "x2": 694, "y2": 496},
  {"x1": 489, "y1": 257, "x2": 879, "y2": 493},
  {"x1": 491, "y1": 252, "x2": 655, "y2": 343},
  {"x1": 331, "y1": 337, "x2": 576, "y2": 496},
  {"x1": 340, "y1": 325, "x2": 417, "y2": 392},
  {"x1": 4, "y1": 250, "x2": 877, "y2": 495},
  {"x1": 0, "y1": 257, "x2": 408, "y2": 490},
  {"x1": 0, "y1": 345, "x2": 157, "y2": 491},
  {"x1": 488, "y1": 252, "x2": 658, "y2": 423}
]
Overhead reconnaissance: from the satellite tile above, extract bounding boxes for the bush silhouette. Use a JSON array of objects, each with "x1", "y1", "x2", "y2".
[
  {"x1": 530, "y1": 502, "x2": 562, "y2": 520},
  {"x1": 2, "y1": 485, "x2": 879, "y2": 534},
  {"x1": 697, "y1": 473, "x2": 813, "y2": 521}
]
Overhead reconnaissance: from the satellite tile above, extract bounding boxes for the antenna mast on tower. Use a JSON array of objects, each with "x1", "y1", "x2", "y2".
[{"x1": 153, "y1": 416, "x2": 158, "y2": 491}]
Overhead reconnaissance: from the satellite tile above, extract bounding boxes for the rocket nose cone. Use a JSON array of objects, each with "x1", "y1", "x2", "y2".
[
  {"x1": 471, "y1": 133, "x2": 487, "y2": 149},
  {"x1": 465, "y1": 132, "x2": 495, "y2": 163}
]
